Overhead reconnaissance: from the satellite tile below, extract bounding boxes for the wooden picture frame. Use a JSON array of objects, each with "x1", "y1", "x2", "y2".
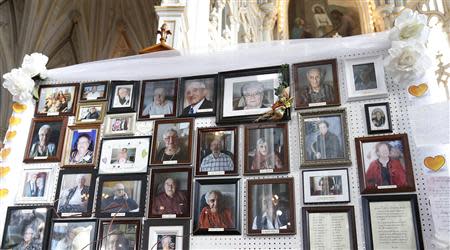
[
  {"x1": 62, "y1": 124, "x2": 101, "y2": 167},
  {"x1": 97, "y1": 219, "x2": 141, "y2": 250},
  {"x1": 23, "y1": 117, "x2": 67, "y2": 163},
  {"x1": 74, "y1": 101, "x2": 107, "y2": 124},
  {"x1": 107, "y1": 81, "x2": 139, "y2": 114},
  {"x1": 142, "y1": 219, "x2": 190, "y2": 250},
  {"x1": 15, "y1": 167, "x2": 56, "y2": 204},
  {"x1": 244, "y1": 123, "x2": 290, "y2": 175},
  {"x1": 247, "y1": 178, "x2": 296, "y2": 236},
  {"x1": 302, "y1": 168, "x2": 350, "y2": 204},
  {"x1": 35, "y1": 83, "x2": 79, "y2": 117},
  {"x1": 49, "y1": 219, "x2": 98, "y2": 250},
  {"x1": 196, "y1": 127, "x2": 239, "y2": 176},
  {"x1": 362, "y1": 194, "x2": 423, "y2": 250},
  {"x1": 177, "y1": 74, "x2": 217, "y2": 118},
  {"x1": 302, "y1": 206, "x2": 357, "y2": 250},
  {"x1": 355, "y1": 134, "x2": 416, "y2": 194},
  {"x1": 364, "y1": 102, "x2": 393, "y2": 134},
  {"x1": 138, "y1": 78, "x2": 178, "y2": 120},
  {"x1": 293, "y1": 59, "x2": 340, "y2": 109},
  {"x1": 103, "y1": 113, "x2": 137, "y2": 136},
  {"x1": 79, "y1": 81, "x2": 108, "y2": 102}
]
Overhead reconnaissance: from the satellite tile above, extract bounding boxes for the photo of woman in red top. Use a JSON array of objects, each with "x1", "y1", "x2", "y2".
[{"x1": 199, "y1": 190, "x2": 234, "y2": 229}]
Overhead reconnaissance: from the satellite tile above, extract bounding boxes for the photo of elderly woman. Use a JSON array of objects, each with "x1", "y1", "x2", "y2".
[
  {"x1": 365, "y1": 102, "x2": 392, "y2": 134},
  {"x1": 139, "y1": 79, "x2": 177, "y2": 119},
  {"x1": 49, "y1": 220, "x2": 96, "y2": 250},
  {"x1": 64, "y1": 128, "x2": 99, "y2": 166}
]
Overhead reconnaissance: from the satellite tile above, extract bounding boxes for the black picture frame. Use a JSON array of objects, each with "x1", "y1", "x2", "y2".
[
  {"x1": 362, "y1": 194, "x2": 424, "y2": 250},
  {"x1": 216, "y1": 65, "x2": 291, "y2": 125},
  {"x1": 54, "y1": 168, "x2": 97, "y2": 217},
  {"x1": 302, "y1": 168, "x2": 350, "y2": 204},
  {"x1": 95, "y1": 174, "x2": 148, "y2": 218},
  {"x1": 302, "y1": 206, "x2": 357, "y2": 250},
  {"x1": 97, "y1": 219, "x2": 141, "y2": 250},
  {"x1": 177, "y1": 74, "x2": 217, "y2": 118},
  {"x1": 364, "y1": 102, "x2": 393, "y2": 134},
  {"x1": 142, "y1": 219, "x2": 190, "y2": 250},
  {"x1": 79, "y1": 81, "x2": 109, "y2": 102},
  {"x1": 49, "y1": 219, "x2": 98, "y2": 250},
  {"x1": 138, "y1": 78, "x2": 178, "y2": 120},
  {"x1": 1, "y1": 206, "x2": 52, "y2": 250},
  {"x1": 107, "y1": 81, "x2": 139, "y2": 114},
  {"x1": 35, "y1": 83, "x2": 79, "y2": 117},
  {"x1": 192, "y1": 178, "x2": 241, "y2": 235}
]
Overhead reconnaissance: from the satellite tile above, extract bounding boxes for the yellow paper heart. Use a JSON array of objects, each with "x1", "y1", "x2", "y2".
[
  {"x1": 12, "y1": 102, "x2": 27, "y2": 113},
  {"x1": 5, "y1": 131, "x2": 16, "y2": 141},
  {"x1": 9, "y1": 116, "x2": 21, "y2": 126},
  {"x1": 408, "y1": 83, "x2": 428, "y2": 97},
  {"x1": 424, "y1": 155, "x2": 446, "y2": 172},
  {"x1": 0, "y1": 167, "x2": 10, "y2": 177},
  {"x1": 0, "y1": 189, "x2": 9, "y2": 198},
  {"x1": 1, "y1": 148, "x2": 11, "y2": 160}
]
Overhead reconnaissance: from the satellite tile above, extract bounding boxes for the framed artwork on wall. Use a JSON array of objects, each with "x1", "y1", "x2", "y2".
[
  {"x1": 79, "y1": 81, "x2": 108, "y2": 102},
  {"x1": 62, "y1": 125, "x2": 100, "y2": 167},
  {"x1": 103, "y1": 113, "x2": 137, "y2": 136},
  {"x1": 143, "y1": 219, "x2": 190, "y2": 250},
  {"x1": 35, "y1": 83, "x2": 79, "y2": 117},
  {"x1": 302, "y1": 168, "x2": 350, "y2": 204},
  {"x1": 107, "y1": 81, "x2": 139, "y2": 114},
  {"x1": 364, "y1": 102, "x2": 393, "y2": 134},
  {"x1": 15, "y1": 167, "x2": 55, "y2": 204},
  {"x1": 177, "y1": 74, "x2": 217, "y2": 118},
  {"x1": 75, "y1": 102, "x2": 106, "y2": 124},
  {"x1": 98, "y1": 220, "x2": 141, "y2": 250},
  {"x1": 138, "y1": 78, "x2": 178, "y2": 120},
  {"x1": 49, "y1": 219, "x2": 97, "y2": 250}
]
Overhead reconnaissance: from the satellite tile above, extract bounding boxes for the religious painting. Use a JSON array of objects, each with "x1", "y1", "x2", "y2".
[
  {"x1": 178, "y1": 74, "x2": 217, "y2": 118},
  {"x1": 75, "y1": 102, "x2": 106, "y2": 124},
  {"x1": 244, "y1": 123, "x2": 290, "y2": 175},
  {"x1": 299, "y1": 108, "x2": 351, "y2": 167},
  {"x1": 62, "y1": 125, "x2": 100, "y2": 167},
  {"x1": 302, "y1": 168, "x2": 350, "y2": 204},
  {"x1": 192, "y1": 178, "x2": 241, "y2": 235},
  {"x1": 143, "y1": 220, "x2": 190, "y2": 250},
  {"x1": 104, "y1": 113, "x2": 137, "y2": 136},
  {"x1": 138, "y1": 78, "x2": 177, "y2": 120},
  {"x1": 364, "y1": 102, "x2": 393, "y2": 134},
  {"x1": 16, "y1": 167, "x2": 55, "y2": 204},
  {"x1": 107, "y1": 81, "x2": 139, "y2": 113},
  {"x1": 293, "y1": 59, "x2": 340, "y2": 109},
  {"x1": 98, "y1": 220, "x2": 140, "y2": 250},
  {"x1": 196, "y1": 127, "x2": 238, "y2": 176},
  {"x1": 80, "y1": 81, "x2": 108, "y2": 102},
  {"x1": 49, "y1": 219, "x2": 97, "y2": 250},
  {"x1": 35, "y1": 83, "x2": 79, "y2": 116},
  {"x1": 355, "y1": 134, "x2": 416, "y2": 194}
]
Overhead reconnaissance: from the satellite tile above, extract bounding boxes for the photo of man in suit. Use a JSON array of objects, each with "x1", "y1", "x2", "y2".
[{"x1": 181, "y1": 80, "x2": 213, "y2": 115}]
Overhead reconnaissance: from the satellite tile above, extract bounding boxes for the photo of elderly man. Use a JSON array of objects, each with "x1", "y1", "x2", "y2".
[{"x1": 180, "y1": 78, "x2": 215, "y2": 116}]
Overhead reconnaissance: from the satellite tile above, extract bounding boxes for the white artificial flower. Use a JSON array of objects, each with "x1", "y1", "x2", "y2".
[
  {"x1": 384, "y1": 41, "x2": 433, "y2": 84},
  {"x1": 21, "y1": 53, "x2": 49, "y2": 77},
  {"x1": 2, "y1": 68, "x2": 36, "y2": 102},
  {"x1": 389, "y1": 9, "x2": 429, "y2": 43}
]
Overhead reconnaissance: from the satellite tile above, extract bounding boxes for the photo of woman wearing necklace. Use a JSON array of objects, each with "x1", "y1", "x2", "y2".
[{"x1": 64, "y1": 127, "x2": 99, "y2": 166}]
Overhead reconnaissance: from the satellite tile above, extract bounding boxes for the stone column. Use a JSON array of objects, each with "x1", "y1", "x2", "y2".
[{"x1": 154, "y1": 0, "x2": 189, "y2": 50}]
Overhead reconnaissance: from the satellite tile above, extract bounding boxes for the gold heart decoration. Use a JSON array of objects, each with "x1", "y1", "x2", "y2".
[
  {"x1": 5, "y1": 131, "x2": 17, "y2": 141},
  {"x1": 408, "y1": 83, "x2": 428, "y2": 97},
  {"x1": 0, "y1": 167, "x2": 10, "y2": 177},
  {"x1": 0, "y1": 189, "x2": 9, "y2": 198},
  {"x1": 9, "y1": 116, "x2": 21, "y2": 126},
  {"x1": 1, "y1": 148, "x2": 11, "y2": 160},
  {"x1": 12, "y1": 102, "x2": 27, "y2": 113},
  {"x1": 424, "y1": 155, "x2": 446, "y2": 172}
]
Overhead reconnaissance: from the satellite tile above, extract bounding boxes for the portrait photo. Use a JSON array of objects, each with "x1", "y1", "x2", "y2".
[
  {"x1": 16, "y1": 168, "x2": 54, "y2": 204},
  {"x1": 75, "y1": 102, "x2": 106, "y2": 124},
  {"x1": 98, "y1": 220, "x2": 140, "y2": 250},
  {"x1": 107, "y1": 81, "x2": 139, "y2": 113},
  {"x1": 244, "y1": 124, "x2": 289, "y2": 175},
  {"x1": 104, "y1": 113, "x2": 136, "y2": 136},
  {"x1": 293, "y1": 59, "x2": 340, "y2": 109},
  {"x1": 355, "y1": 134, "x2": 416, "y2": 194},
  {"x1": 96, "y1": 175, "x2": 147, "y2": 217},
  {"x1": 196, "y1": 127, "x2": 238, "y2": 176},
  {"x1": 63, "y1": 125, "x2": 100, "y2": 167},
  {"x1": 24, "y1": 117, "x2": 67, "y2": 163},
  {"x1": 55, "y1": 169, "x2": 95, "y2": 216},
  {"x1": 247, "y1": 178, "x2": 296, "y2": 236},
  {"x1": 143, "y1": 220, "x2": 190, "y2": 250},
  {"x1": 80, "y1": 81, "x2": 108, "y2": 102},
  {"x1": 193, "y1": 178, "x2": 240, "y2": 235},
  {"x1": 299, "y1": 108, "x2": 351, "y2": 167},
  {"x1": 344, "y1": 55, "x2": 387, "y2": 101},
  {"x1": 365, "y1": 102, "x2": 392, "y2": 134},
  {"x1": 149, "y1": 168, "x2": 192, "y2": 218},
  {"x1": 49, "y1": 219, "x2": 97, "y2": 250},
  {"x1": 98, "y1": 136, "x2": 151, "y2": 174},
  {"x1": 178, "y1": 75, "x2": 216, "y2": 117},
  {"x1": 35, "y1": 83, "x2": 78, "y2": 116},
  {"x1": 302, "y1": 168, "x2": 350, "y2": 204},
  {"x1": 217, "y1": 66, "x2": 288, "y2": 124},
  {"x1": 1, "y1": 206, "x2": 51, "y2": 250},
  {"x1": 151, "y1": 118, "x2": 193, "y2": 165},
  {"x1": 139, "y1": 79, "x2": 177, "y2": 120}
]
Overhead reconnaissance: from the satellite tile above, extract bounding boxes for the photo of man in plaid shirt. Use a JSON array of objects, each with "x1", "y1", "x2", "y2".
[{"x1": 200, "y1": 138, "x2": 234, "y2": 172}]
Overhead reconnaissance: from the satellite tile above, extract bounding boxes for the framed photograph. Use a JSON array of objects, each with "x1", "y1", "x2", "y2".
[
  {"x1": 143, "y1": 219, "x2": 190, "y2": 250},
  {"x1": 344, "y1": 55, "x2": 388, "y2": 101},
  {"x1": 192, "y1": 178, "x2": 241, "y2": 235},
  {"x1": 49, "y1": 219, "x2": 97, "y2": 250},
  {"x1": 79, "y1": 81, "x2": 108, "y2": 102},
  {"x1": 247, "y1": 178, "x2": 296, "y2": 236},
  {"x1": 302, "y1": 206, "x2": 357, "y2": 250},
  {"x1": 98, "y1": 220, "x2": 140, "y2": 250},
  {"x1": 355, "y1": 134, "x2": 416, "y2": 194},
  {"x1": 103, "y1": 113, "x2": 136, "y2": 136},
  {"x1": 54, "y1": 169, "x2": 96, "y2": 217},
  {"x1": 178, "y1": 74, "x2": 217, "y2": 117},
  {"x1": 75, "y1": 102, "x2": 106, "y2": 124},
  {"x1": 302, "y1": 168, "x2": 350, "y2": 204},
  {"x1": 1, "y1": 206, "x2": 51, "y2": 250},
  {"x1": 217, "y1": 66, "x2": 290, "y2": 125},
  {"x1": 364, "y1": 102, "x2": 393, "y2": 134},
  {"x1": 95, "y1": 174, "x2": 147, "y2": 218},
  {"x1": 107, "y1": 81, "x2": 139, "y2": 113},
  {"x1": 149, "y1": 167, "x2": 192, "y2": 218},
  {"x1": 23, "y1": 117, "x2": 67, "y2": 163},
  {"x1": 196, "y1": 127, "x2": 238, "y2": 176},
  {"x1": 62, "y1": 125, "x2": 100, "y2": 167},
  {"x1": 98, "y1": 136, "x2": 151, "y2": 174},
  {"x1": 244, "y1": 123, "x2": 290, "y2": 175},
  {"x1": 150, "y1": 118, "x2": 193, "y2": 165},
  {"x1": 15, "y1": 167, "x2": 55, "y2": 204},
  {"x1": 362, "y1": 194, "x2": 423, "y2": 250},
  {"x1": 299, "y1": 108, "x2": 352, "y2": 167},
  {"x1": 35, "y1": 83, "x2": 79, "y2": 116},
  {"x1": 293, "y1": 59, "x2": 340, "y2": 109},
  {"x1": 138, "y1": 78, "x2": 177, "y2": 120}
]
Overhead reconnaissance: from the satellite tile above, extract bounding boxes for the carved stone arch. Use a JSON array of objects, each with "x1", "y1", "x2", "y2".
[
  {"x1": 108, "y1": 19, "x2": 135, "y2": 59},
  {"x1": 46, "y1": 16, "x2": 79, "y2": 68}
]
